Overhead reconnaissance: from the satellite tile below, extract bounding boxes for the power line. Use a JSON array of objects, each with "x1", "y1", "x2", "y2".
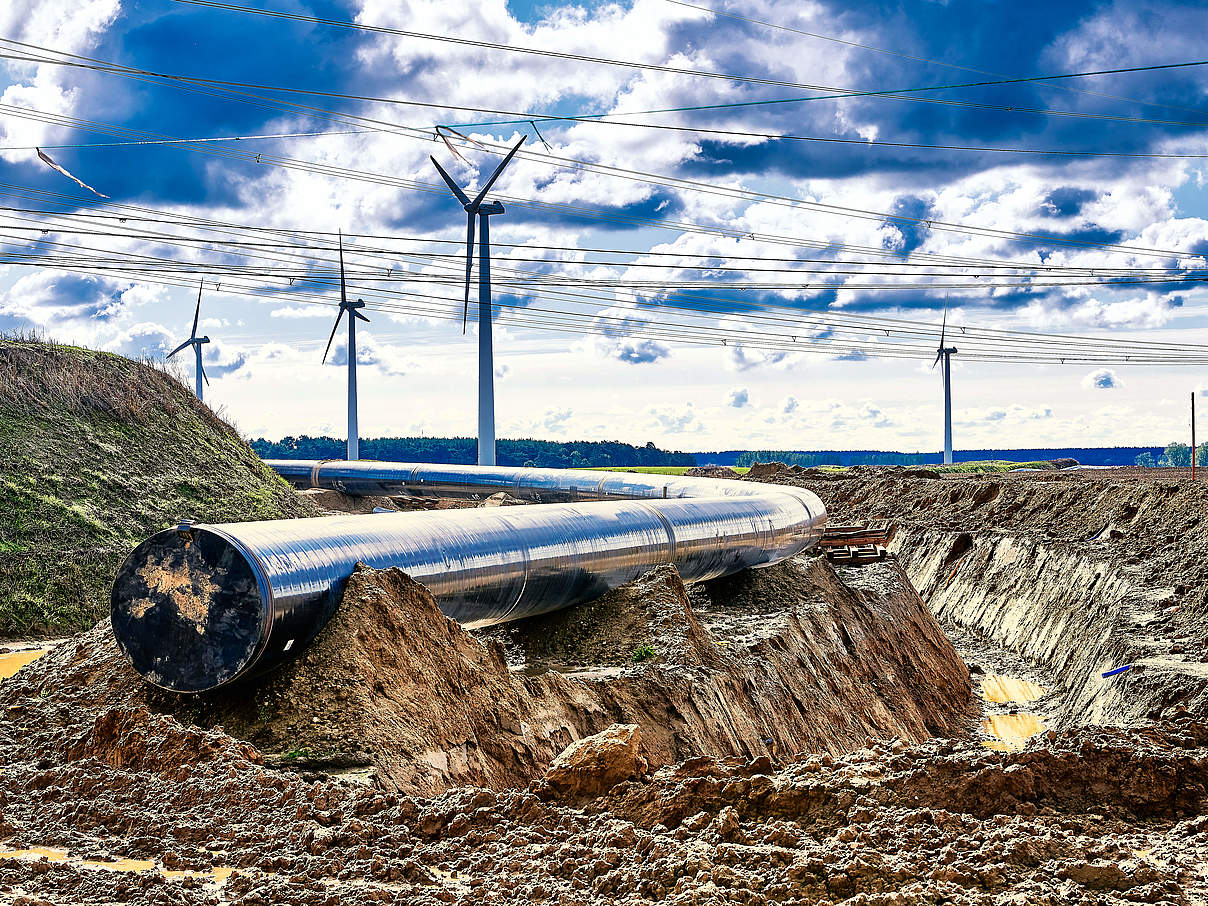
[
  {"x1": 8, "y1": 90, "x2": 1207, "y2": 268},
  {"x1": 1, "y1": 208, "x2": 1204, "y2": 362},
  {"x1": 660, "y1": 0, "x2": 1208, "y2": 120},
  {"x1": 167, "y1": 0, "x2": 1208, "y2": 123}
]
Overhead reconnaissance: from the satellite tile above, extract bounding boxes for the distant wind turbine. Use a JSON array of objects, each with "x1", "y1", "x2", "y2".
[
  {"x1": 430, "y1": 135, "x2": 527, "y2": 467},
  {"x1": 932, "y1": 297, "x2": 958, "y2": 465},
  {"x1": 322, "y1": 230, "x2": 370, "y2": 461},
  {"x1": 167, "y1": 281, "x2": 210, "y2": 402}
]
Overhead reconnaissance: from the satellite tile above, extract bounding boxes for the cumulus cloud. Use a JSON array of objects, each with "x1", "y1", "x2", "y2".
[
  {"x1": 1083, "y1": 368, "x2": 1122, "y2": 390},
  {"x1": 324, "y1": 333, "x2": 413, "y2": 377},
  {"x1": 647, "y1": 404, "x2": 702, "y2": 434},
  {"x1": 541, "y1": 408, "x2": 573, "y2": 433},
  {"x1": 614, "y1": 339, "x2": 671, "y2": 364},
  {"x1": 782, "y1": 395, "x2": 799, "y2": 415},
  {"x1": 727, "y1": 388, "x2": 750, "y2": 408}
]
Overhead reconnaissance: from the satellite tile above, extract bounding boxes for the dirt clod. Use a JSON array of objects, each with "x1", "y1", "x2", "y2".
[{"x1": 542, "y1": 724, "x2": 648, "y2": 798}]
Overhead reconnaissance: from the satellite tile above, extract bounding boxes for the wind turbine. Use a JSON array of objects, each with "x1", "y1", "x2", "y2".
[
  {"x1": 430, "y1": 135, "x2": 527, "y2": 467},
  {"x1": 167, "y1": 281, "x2": 210, "y2": 402},
  {"x1": 932, "y1": 298, "x2": 958, "y2": 465},
  {"x1": 322, "y1": 230, "x2": 370, "y2": 461}
]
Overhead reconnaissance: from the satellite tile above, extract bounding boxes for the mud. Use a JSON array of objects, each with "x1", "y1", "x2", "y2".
[
  {"x1": 3, "y1": 555, "x2": 970, "y2": 798},
  {"x1": 743, "y1": 465, "x2": 1208, "y2": 731},
  {"x1": 5, "y1": 469, "x2": 1208, "y2": 904},
  {"x1": 1, "y1": 693, "x2": 1206, "y2": 904}
]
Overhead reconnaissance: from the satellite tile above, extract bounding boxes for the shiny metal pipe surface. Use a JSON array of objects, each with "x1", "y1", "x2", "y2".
[{"x1": 112, "y1": 461, "x2": 825, "y2": 693}]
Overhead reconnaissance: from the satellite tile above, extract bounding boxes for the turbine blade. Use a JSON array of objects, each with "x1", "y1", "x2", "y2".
[
  {"x1": 932, "y1": 350, "x2": 941, "y2": 369},
  {"x1": 470, "y1": 135, "x2": 526, "y2": 208},
  {"x1": 200, "y1": 359, "x2": 210, "y2": 387},
  {"x1": 339, "y1": 230, "x2": 347, "y2": 308},
  {"x1": 354, "y1": 309, "x2": 370, "y2": 322},
  {"x1": 191, "y1": 281, "x2": 203, "y2": 339},
  {"x1": 322, "y1": 308, "x2": 346, "y2": 363},
  {"x1": 430, "y1": 155, "x2": 471, "y2": 206},
  {"x1": 464, "y1": 211, "x2": 476, "y2": 333},
  {"x1": 939, "y1": 295, "x2": 949, "y2": 350},
  {"x1": 167, "y1": 339, "x2": 191, "y2": 358}
]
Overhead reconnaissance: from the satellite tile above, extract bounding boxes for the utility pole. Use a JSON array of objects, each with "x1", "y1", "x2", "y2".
[{"x1": 1193, "y1": 392, "x2": 1197, "y2": 481}]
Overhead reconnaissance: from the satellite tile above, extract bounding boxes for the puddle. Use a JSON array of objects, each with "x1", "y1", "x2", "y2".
[
  {"x1": 981, "y1": 713, "x2": 1047, "y2": 751},
  {"x1": 0, "y1": 848, "x2": 69, "y2": 863},
  {"x1": 0, "y1": 847, "x2": 232, "y2": 885},
  {"x1": 980, "y1": 673, "x2": 1045, "y2": 704},
  {"x1": 0, "y1": 649, "x2": 49, "y2": 680}
]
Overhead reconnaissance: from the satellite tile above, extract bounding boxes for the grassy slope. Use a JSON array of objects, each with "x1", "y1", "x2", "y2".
[{"x1": 0, "y1": 338, "x2": 319, "y2": 637}]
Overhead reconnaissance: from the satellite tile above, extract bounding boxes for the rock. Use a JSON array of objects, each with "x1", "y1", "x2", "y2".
[
  {"x1": 544, "y1": 725, "x2": 648, "y2": 797},
  {"x1": 482, "y1": 492, "x2": 527, "y2": 507},
  {"x1": 684, "y1": 466, "x2": 740, "y2": 479}
]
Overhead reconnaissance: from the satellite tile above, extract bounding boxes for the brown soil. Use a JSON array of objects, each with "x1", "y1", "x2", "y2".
[
  {"x1": 742, "y1": 465, "x2": 1208, "y2": 729},
  {"x1": 683, "y1": 466, "x2": 742, "y2": 478},
  {"x1": 6, "y1": 469, "x2": 1208, "y2": 904},
  {"x1": 0, "y1": 688, "x2": 1205, "y2": 904},
  {"x1": 2, "y1": 556, "x2": 970, "y2": 799}
]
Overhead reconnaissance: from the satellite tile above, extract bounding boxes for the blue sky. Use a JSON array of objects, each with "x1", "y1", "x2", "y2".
[{"x1": 0, "y1": 0, "x2": 1206, "y2": 450}]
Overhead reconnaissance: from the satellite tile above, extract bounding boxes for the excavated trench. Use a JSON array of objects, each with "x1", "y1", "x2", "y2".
[{"x1": 751, "y1": 466, "x2": 1208, "y2": 733}]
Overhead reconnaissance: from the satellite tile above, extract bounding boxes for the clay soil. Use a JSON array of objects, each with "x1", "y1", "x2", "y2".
[{"x1": 4, "y1": 471, "x2": 1208, "y2": 904}]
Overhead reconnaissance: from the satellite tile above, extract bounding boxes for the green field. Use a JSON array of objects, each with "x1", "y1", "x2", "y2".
[
  {"x1": 596, "y1": 460, "x2": 1062, "y2": 476},
  {"x1": 592, "y1": 465, "x2": 751, "y2": 475},
  {"x1": 934, "y1": 460, "x2": 1061, "y2": 474}
]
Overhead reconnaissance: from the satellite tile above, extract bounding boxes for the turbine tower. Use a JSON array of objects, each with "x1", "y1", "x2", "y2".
[
  {"x1": 932, "y1": 299, "x2": 958, "y2": 465},
  {"x1": 430, "y1": 135, "x2": 527, "y2": 467},
  {"x1": 167, "y1": 281, "x2": 210, "y2": 402},
  {"x1": 322, "y1": 230, "x2": 370, "y2": 461}
]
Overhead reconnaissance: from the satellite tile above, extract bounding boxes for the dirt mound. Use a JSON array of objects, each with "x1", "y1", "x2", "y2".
[
  {"x1": 0, "y1": 336, "x2": 318, "y2": 637},
  {"x1": 1, "y1": 661, "x2": 1205, "y2": 906},
  {"x1": 478, "y1": 564, "x2": 717, "y2": 670},
  {"x1": 683, "y1": 466, "x2": 740, "y2": 478},
  {"x1": 296, "y1": 487, "x2": 401, "y2": 514},
  {"x1": 3, "y1": 555, "x2": 971, "y2": 797}
]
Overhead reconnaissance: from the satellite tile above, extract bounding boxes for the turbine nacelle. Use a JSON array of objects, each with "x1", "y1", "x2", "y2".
[
  {"x1": 465, "y1": 201, "x2": 505, "y2": 216},
  {"x1": 431, "y1": 136, "x2": 526, "y2": 332}
]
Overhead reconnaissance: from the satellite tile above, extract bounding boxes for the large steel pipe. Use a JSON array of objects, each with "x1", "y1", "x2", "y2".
[{"x1": 112, "y1": 462, "x2": 825, "y2": 693}]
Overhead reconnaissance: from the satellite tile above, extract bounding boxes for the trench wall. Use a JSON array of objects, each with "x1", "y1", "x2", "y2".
[{"x1": 780, "y1": 472, "x2": 1208, "y2": 727}]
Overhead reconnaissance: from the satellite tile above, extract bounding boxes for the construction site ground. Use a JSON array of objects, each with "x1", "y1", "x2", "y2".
[{"x1": 3, "y1": 466, "x2": 1208, "y2": 904}]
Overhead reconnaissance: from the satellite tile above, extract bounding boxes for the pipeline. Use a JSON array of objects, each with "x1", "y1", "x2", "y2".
[{"x1": 111, "y1": 461, "x2": 825, "y2": 693}]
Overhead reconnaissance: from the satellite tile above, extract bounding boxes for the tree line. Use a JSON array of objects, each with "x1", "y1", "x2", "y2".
[
  {"x1": 1135, "y1": 443, "x2": 1208, "y2": 467},
  {"x1": 250, "y1": 435, "x2": 696, "y2": 469}
]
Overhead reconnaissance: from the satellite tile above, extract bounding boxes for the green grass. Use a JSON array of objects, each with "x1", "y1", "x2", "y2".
[
  {"x1": 592, "y1": 465, "x2": 751, "y2": 475},
  {"x1": 598, "y1": 460, "x2": 1062, "y2": 477},
  {"x1": 631, "y1": 644, "x2": 657, "y2": 663},
  {"x1": 0, "y1": 335, "x2": 319, "y2": 637},
  {"x1": 933, "y1": 459, "x2": 1060, "y2": 474}
]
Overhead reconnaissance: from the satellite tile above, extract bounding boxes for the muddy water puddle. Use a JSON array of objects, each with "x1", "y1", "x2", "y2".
[
  {"x1": 976, "y1": 674, "x2": 1049, "y2": 750},
  {"x1": 0, "y1": 847, "x2": 233, "y2": 885},
  {"x1": 941, "y1": 623, "x2": 1057, "y2": 752},
  {"x1": 980, "y1": 674, "x2": 1045, "y2": 704},
  {"x1": 0, "y1": 648, "x2": 49, "y2": 680},
  {"x1": 980, "y1": 713, "x2": 1048, "y2": 751}
]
